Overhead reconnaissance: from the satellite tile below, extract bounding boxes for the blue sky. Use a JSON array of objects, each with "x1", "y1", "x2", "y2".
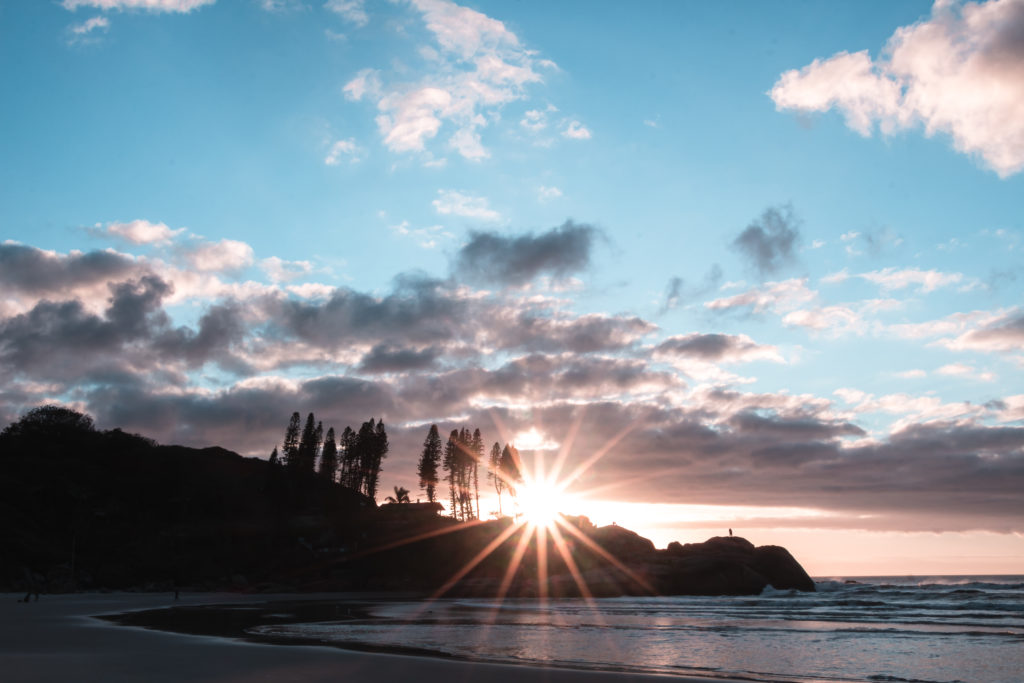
[{"x1": 2, "y1": 0, "x2": 1023, "y2": 574}]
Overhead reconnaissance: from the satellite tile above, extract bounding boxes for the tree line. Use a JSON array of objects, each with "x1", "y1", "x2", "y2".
[
  {"x1": 272, "y1": 413, "x2": 522, "y2": 519},
  {"x1": 271, "y1": 412, "x2": 388, "y2": 502},
  {"x1": 416, "y1": 424, "x2": 521, "y2": 521}
]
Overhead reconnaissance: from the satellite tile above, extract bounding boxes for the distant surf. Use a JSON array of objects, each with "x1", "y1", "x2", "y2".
[{"x1": 243, "y1": 576, "x2": 1024, "y2": 683}]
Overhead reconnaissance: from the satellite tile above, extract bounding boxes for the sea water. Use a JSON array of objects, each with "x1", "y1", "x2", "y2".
[{"x1": 250, "y1": 576, "x2": 1024, "y2": 683}]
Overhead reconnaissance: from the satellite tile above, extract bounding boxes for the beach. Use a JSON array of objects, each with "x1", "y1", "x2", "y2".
[{"x1": 1, "y1": 593, "x2": 747, "y2": 683}]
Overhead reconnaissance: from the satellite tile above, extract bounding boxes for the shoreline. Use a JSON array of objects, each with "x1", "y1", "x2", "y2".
[{"x1": 1, "y1": 592, "x2": 762, "y2": 683}]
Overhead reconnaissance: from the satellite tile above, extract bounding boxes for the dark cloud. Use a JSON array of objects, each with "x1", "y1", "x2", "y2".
[
  {"x1": 0, "y1": 244, "x2": 139, "y2": 295},
  {"x1": 358, "y1": 344, "x2": 441, "y2": 373},
  {"x1": 654, "y1": 333, "x2": 775, "y2": 362},
  {"x1": 453, "y1": 220, "x2": 599, "y2": 286},
  {"x1": 0, "y1": 276, "x2": 171, "y2": 382},
  {"x1": 731, "y1": 205, "x2": 801, "y2": 277},
  {"x1": 494, "y1": 312, "x2": 656, "y2": 354}
]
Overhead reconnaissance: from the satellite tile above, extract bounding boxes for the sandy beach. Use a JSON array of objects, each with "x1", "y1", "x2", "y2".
[{"x1": 1, "y1": 593, "x2": 757, "y2": 683}]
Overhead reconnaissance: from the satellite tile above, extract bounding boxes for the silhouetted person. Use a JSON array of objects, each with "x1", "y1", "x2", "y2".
[{"x1": 729, "y1": 528, "x2": 733, "y2": 537}]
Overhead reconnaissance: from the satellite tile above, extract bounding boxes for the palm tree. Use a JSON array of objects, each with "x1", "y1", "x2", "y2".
[{"x1": 384, "y1": 485, "x2": 411, "y2": 504}]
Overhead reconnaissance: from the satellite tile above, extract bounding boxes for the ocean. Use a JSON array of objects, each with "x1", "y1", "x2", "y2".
[{"x1": 248, "y1": 576, "x2": 1024, "y2": 683}]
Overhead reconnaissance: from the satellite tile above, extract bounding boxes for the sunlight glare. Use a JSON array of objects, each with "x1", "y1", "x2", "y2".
[{"x1": 516, "y1": 479, "x2": 563, "y2": 527}]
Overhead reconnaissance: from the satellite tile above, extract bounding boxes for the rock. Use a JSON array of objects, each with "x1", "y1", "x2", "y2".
[
  {"x1": 751, "y1": 545, "x2": 815, "y2": 592},
  {"x1": 589, "y1": 524, "x2": 656, "y2": 560}
]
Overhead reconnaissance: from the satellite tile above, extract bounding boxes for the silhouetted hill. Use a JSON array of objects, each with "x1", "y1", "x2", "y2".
[
  {"x1": 1, "y1": 412, "x2": 373, "y2": 592},
  {"x1": 1, "y1": 408, "x2": 814, "y2": 596}
]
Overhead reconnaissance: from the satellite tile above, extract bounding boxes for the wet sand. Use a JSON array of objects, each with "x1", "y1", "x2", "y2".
[{"x1": 1, "y1": 592, "x2": 757, "y2": 682}]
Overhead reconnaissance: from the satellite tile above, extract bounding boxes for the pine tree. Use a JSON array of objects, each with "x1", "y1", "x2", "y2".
[
  {"x1": 339, "y1": 426, "x2": 356, "y2": 488},
  {"x1": 297, "y1": 413, "x2": 318, "y2": 474},
  {"x1": 367, "y1": 419, "x2": 388, "y2": 501},
  {"x1": 319, "y1": 427, "x2": 337, "y2": 481},
  {"x1": 418, "y1": 424, "x2": 442, "y2": 504},
  {"x1": 489, "y1": 441, "x2": 504, "y2": 515},
  {"x1": 283, "y1": 412, "x2": 301, "y2": 471},
  {"x1": 500, "y1": 443, "x2": 522, "y2": 497},
  {"x1": 443, "y1": 430, "x2": 458, "y2": 519},
  {"x1": 471, "y1": 428, "x2": 483, "y2": 520}
]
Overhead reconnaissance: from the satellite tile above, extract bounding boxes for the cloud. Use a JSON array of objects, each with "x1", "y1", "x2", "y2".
[
  {"x1": 562, "y1": 120, "x2": 592, "y2": 139},
  {"x1": 182, "y1": 239, "x2": 255, "y2": 272},
  {"x1": 654, "y1": 333, "x2": 782, "y2": 364},
  {"x1": 68, "y1": 15, "x2": 109, "y2": 42},
  {"x1": 343, "y1": 0, "x2": 551, "y2": 160},
  {"x1": 105, "y1": 219, "x2": 185, "y2": 245},
  {"x1": 731, "y1": 204, "x2": 801, "y2": 278},
  {"x1": 661, "y1": 264, "x2": 723, "y2": 313},
  {"x1": 261, "y1": 256, "x2": 312, "y2": 283},
  {"x1": 705, "y1": 278, "x2": 817, "y2": 316},
  {"x1": 537, "y1": 185, "x2": 562, "y2": 202},
  {"x1": 0, "y1": 244, "x2": 140, "y2": 299},
  {"x1": 937, "y1": 363, "x2": 995, "y2": 381},
  {"x1": 358, "y1": 343, "x2": 440, "y2": 373},
  {"x1": 453, "y1": 221, "x2": 598, "y2": 286},
  {"x1": 770, "y1": 0, "x2": 1024, "y2": 177},
  {"x1": 324, "y1": 138, "x2": 363, "y2": 165},
  {"x1": 62, "y1": 0, "x2": 215, "y2": 10},
  {"x1": 858, "y1": 266, "x2": 964, "y2": 293},
  {"x1": 943, "y1": 308, "x2": 1024, "y2": 352},
  {"x1": 324, "y1": 0, "x2": 367, "y2": 26},
  {"x1": 432, "y1": 189, "x2": 500, "y2": 221}
]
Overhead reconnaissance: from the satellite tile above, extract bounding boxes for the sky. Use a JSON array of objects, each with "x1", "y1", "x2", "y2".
[{"x1": 1, "y1": 0, "x2": 1023, "y2": 576}]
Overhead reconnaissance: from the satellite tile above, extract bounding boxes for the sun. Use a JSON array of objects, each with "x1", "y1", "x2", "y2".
[{"x1": 515, "y1": 479, "x2": 565, "y2": 528}]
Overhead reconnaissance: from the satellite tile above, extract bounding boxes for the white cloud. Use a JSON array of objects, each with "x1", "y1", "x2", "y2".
[
  {"x1": 895, "y1": 369, "x2": 927, "y2": 379},
  {"x1": 346, "y1": 0, "x2": 550, "y2": 160},
  {"x1": 937, "y1": 362, "x2": 995, "y2": 381},
  {"x1": 771, "y1": 0, "x2": 1024, "y2": 177},
  {"x1": 324, "y1": 138, "x2": 363, "y2": 165},
  {"x1": 821, "y1": 269, "x2": 850, "y2": 284},
  {"x1": 261, "y1": 256, "x2": 312, "y2": 283},
  {"x1": 562, "y1": 120, "x2": 592, "y2": 140},
  {"x1": 184, "y1": 239, "x2": 255, "y2": 272},
  {"x1": 705, "y1": 278, "x2": 817, "y2": 315},
  {"x1": 62, "y1": 0, "x2": 214, "y2": 11},
  {"x1": 858, "y1": 266, "x2": 964, "y2": 293},
  {"x1": 106, "y1": 219, "x2": 185, "y2": 245},
  {"x1": 70, "y1": 15, "x2": 109, "y2": 35},
  {"x1": 537, "y1": 185, "x2": 562, "y2": 202},
  {"x1": 324, "y1": 0, "x2": 367, "y2": 27},
  {"x1": 432, "y1": 189, "x2": 500, "y2": 221}
]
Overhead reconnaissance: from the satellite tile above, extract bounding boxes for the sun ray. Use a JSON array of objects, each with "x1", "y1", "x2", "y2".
[
  {"x1": 554, "y1": 516, "x2": 657, "y2": 595},
  {"x1": 548, "y1": 407, "x2": 586, "y2": 484},
  {"x1": 548, "y1": 521, "x2": 594, "y2": 601},
  {"x1": 559, "y1": 418, "x2": 640, "y2": 491},
  {"x1": 428, "y1": 520, "x2": 524, "y2": 600}
]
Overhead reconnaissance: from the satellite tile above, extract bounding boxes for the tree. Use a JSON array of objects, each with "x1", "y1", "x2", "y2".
[
  {"x1": 500, "y1": 443, "x2": 522, "y2": 497},
  {"x1": 338, "y1": 426, "x2": 356, "y2": 488},
  {"x1": 367, "y1": 419, "x2": 389, "y2": 501},
  {"x1": 1, "y1": 404, "x2": 95, "y2": 441},
  {"x1": 297, "y1": 413, "x2": 320, "y2": 474},
  {"x1": 384, "y1": 486, "x2": 410, "y2": 504},
  {"x1": 471, "y1": 428, "x2": 483, "y2": 520},
  {"x1": 319, "y1": 427, "x2": 337, "y2": 482},
  {"x1": 443, "y1": 430, "x2": 458, "y2": 518},
  {"x1": 417, "y1": 424, "x2": 442, "y2": 504},
  {"x1": 488, "y1": 441, "x2": 504, "y2": 516},
  {"x1": 282, "y1": 412, "x2": 301, "y2": 471}
]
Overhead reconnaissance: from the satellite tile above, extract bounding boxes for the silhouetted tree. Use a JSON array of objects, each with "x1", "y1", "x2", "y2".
[
  {"x1": 319, "y1": 427, "x2": 337, "y2": 482},
  {"x1": 384, "y1": 486, "x2": 410, "y2": 504},
  {"x1": 488, "y1": 441, "x2": 504, "y2": 516},
  {"x1": 282, "y1": 412, "x2": 301, "y2": 471},
  {"x1": 0, "y1": 404, "x2": 95, "y2": 441},
  {"x1": 500, "y1": 443, "x2": 522, "y2": 497},
  {"x1": 471, "y1": 428, "x2": 483, "y2": 520},
  {"x1": 367, "y1": 419, "x2": 388, "y2": 501},
  {"x1": 338, "y1": 426, "x2": 356, "y2": 488},
  {"x1": 297, "y1": 413, "x2": 320, "y2": 474},
  {"x1": 443, "y1": 430, "x2": 458, "y2": 518},
  {"x1": 418, "y1": 424, "x2": 442, "y2": 504}
]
